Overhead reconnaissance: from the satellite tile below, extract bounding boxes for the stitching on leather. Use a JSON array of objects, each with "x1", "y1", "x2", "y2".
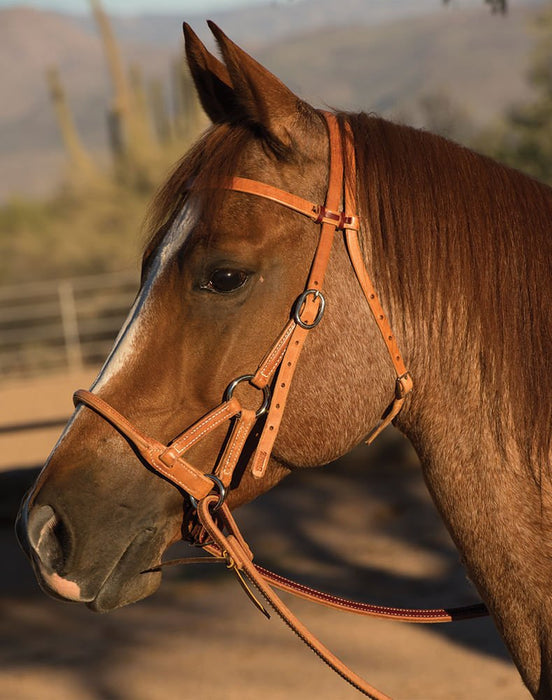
[
  {"x1": 220, "y1": 414, "x2": 253, "y2": 478},
  {"x1": 220, "y1": 419, "x2": 244, "y2": 474},
  {"x1": 259, "y1": 323, "x2": 295, "y2": 379},
  {"x1": 173, "y1": 402, "x2": 234, "y2": 455},
  {"x1": 154, "y1": 457, "x2": 210, "y2": 498},
  {"x1": 255, "y1": 566, "x2": 448, "y2": 618}
]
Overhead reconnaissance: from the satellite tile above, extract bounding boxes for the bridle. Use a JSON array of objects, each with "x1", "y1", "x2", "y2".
[
  {"x1": 73, "y1": 112, "x2": 486, "y2": 699},
  {"x1": 74, "y1": 112, "x2": 411, "y2": 508}
]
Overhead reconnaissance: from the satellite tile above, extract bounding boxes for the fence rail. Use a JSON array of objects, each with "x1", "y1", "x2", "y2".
[
  {"x1": 0, "y1": 271, "x2": 138, "y2": 380},
  {"x1": 0, "y1": 417, "x2": 69, "y2": 435}
]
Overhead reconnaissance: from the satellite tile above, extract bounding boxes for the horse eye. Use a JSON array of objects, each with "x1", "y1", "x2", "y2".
[{"x1": 203, "y1": 268, "x2": 249, "y2": 294}]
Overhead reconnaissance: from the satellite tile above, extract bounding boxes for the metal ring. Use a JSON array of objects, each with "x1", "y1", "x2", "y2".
[
  {"x1": 293, "y1": 289, "x2": 326, "y2": 329},
  {"x1": 189, "y1": 474, "x2": 227, "y2": 511},
  {"x1": 224, "y1": 374, "x2": 271, "y2": 418}
]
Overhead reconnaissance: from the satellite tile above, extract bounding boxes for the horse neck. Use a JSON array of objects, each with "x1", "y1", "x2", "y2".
[
  {"x1": 393, "y1": 342, "x2": 552, "y2": 697},
  {"x1": 351, "y1": 113, "x2": 552, "y2": 474},
  {"x1": 355, "y1": 120, "x2": 552, "y2": 696}
]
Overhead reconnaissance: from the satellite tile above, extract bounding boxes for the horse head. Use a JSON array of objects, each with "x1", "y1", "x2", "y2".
[{"x1": 16, "y1": 24, "x2": 398, "y2": 613}]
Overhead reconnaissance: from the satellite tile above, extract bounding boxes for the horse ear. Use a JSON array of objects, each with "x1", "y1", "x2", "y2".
[
  {"x1": 182, "y1": 22, "x2": 240, "y2": 123},
  {"x1": 207, "y1": 20, "x2": 307, "y2": 150}
]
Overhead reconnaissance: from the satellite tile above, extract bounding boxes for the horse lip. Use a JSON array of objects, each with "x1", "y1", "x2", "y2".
[
  {"x1": 29, "y1": 526, "x2": 160, "y2": 606},
  {"x1": 86, "y1": 526, "x2": 162, "y2": 611}
]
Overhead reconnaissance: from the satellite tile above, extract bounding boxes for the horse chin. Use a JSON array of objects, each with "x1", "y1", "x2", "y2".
[
  {"x1": 87, "y1": 527, "x2": 166, "y2": 612},
  {"x1": 33, "y1": 560, "x2": 162, "y2": 613},
  {"x1": 87, "y1": 568, "x2": 162, "y2": 613}
]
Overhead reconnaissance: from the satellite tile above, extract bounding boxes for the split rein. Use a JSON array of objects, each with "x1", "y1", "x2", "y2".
[{"x1": 73, "y1": 113, "x2": 487, "y2": 699}]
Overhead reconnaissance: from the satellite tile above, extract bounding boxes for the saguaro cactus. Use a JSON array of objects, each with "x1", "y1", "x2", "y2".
[
  {"x1": 89, "y1": 0, "x2": 156, "y2": 185},
  {"x1": 46, "y1": 67, "x2": 97, "y2": 180}
]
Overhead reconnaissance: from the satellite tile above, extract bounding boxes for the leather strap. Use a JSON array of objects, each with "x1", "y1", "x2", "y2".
[
  {"x1": 199, "y1": 497, "x2": 392, "y2": 700},
  {"x1": 158, "y1": 548, "x2": 488, "y2": 624},
  {"x1": 73, "y1": 389, "x2": 235, "y2": 501},
  {"x1": 251, "y1": 321, "x2": 310, "y2": 477},
  {"x1": 227, "y1": 176, "x2": 360, "y2": 231},
  {"x1": 253, "y1": 564, "x2": 487, "y2": 623},
  {"x1": 251, "y1": 319, "x2": 296, "y2": 389},
  {"x1": 249, "y1": 113, "x2": 351, "y2": 478},
  {"x1": 340, "y1": 123, "x2": 412, "y2": 443},
  {"x1": 216, "y1": 408, "x2": 257, "y2": 487}
]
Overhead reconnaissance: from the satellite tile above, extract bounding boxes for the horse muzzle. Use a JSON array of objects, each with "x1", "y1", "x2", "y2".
[{"x1": 16, "y1": 496, "x2": 163, "y2": 610}]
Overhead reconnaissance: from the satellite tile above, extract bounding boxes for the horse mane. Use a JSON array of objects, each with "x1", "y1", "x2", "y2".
[
  {"x1": 340, "y1": 112, "x2": 552, "y2": 471},
  {"x1": 145, "y1": 110, "x2": 552, "y2": 472}
]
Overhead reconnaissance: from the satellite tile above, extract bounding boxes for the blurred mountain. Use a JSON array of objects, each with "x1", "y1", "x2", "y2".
[
  {"x1": 72, "y1": 0, "x2": 545, "y2": 49},
  {"x1": 0, "y1": 1, "x2": 545, "y2": 200},
  {"x1": 0, "y1": 7, "x2": 173, "y2": 199}
]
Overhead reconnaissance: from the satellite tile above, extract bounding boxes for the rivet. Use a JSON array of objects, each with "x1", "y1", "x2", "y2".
[{"x1": 281, "y1": 383, "x2": 286, "y2": 388}]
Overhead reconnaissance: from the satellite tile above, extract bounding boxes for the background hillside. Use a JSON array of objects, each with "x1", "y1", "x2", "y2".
[{"x1": 0, "y1": 0, "x2": 546, "y2": 200}]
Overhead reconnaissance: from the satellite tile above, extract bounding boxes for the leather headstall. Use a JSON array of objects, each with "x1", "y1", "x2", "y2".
[{"x1": 73, "y1": 112, "x2": 486, "y2": 700}]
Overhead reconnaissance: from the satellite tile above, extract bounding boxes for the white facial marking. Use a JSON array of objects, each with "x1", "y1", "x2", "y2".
[
  {"x1": 43, "y1": 571, "x2": 84, "y2": 602},
  {"x1": 92, "y1": 203, "x2": 198, "y2": 393}
]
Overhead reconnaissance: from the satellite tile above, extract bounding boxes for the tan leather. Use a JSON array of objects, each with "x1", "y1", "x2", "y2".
[
  {"x1": 73, "y1": 389, "x2": 238, "y2": 500},
  {"x1": 251, "y1": 562, "x2": 487, "y2": 623},
  {"x1": 250, "y1": 322, "x2": 310, "y2": 477},
  {"x1": 217, "y1": 408, "x2": 257, "y2": 486},
  {"x1": 159, "y1": 547, "x2": 487, "y2": 624},
  {"x1": 250, "y1": 113, "x2": 354, "y2": 477},
  {"x1": 251, "y1": 319, "x2": 296, "y2": 389},
  {"x1": 199, "y1": 497, "x2": 392, "y2": 700},
  {"x1": 162, "y1": 398, "x2": 242, "y2": 462},
  {"x1": 226, "y1": 176, "x2": 360, "y2": 230}
]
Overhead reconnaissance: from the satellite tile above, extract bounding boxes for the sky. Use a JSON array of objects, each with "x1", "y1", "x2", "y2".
[{"x1": 0, "y1": 0, "x2": 281, "y2": 13}]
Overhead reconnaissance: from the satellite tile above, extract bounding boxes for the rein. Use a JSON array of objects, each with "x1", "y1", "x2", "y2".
[{"x1": 73, "y1": 112, "x2": 487, "y2": 699}]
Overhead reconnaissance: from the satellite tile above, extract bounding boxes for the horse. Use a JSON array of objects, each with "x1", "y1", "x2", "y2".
[{"x1": 16, "y1": 21, "x2": 552, "y2": 699}]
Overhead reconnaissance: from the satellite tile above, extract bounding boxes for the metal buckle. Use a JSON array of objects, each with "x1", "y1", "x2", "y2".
[
  {"x1": 189, "y1": 474, "x2": 227, "y2": 511},
  {"x1": 293, "y1": 289, "x2": 325, "y2": 329},
  {"x1": 395, "y1": 372, "x2": 413, "y2": 399},
  {"x1": 224, "y1": 374, "x2": 271, "y2": 418}
]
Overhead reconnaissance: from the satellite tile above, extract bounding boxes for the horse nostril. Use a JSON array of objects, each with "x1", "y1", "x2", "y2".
[{"x1": 27, "y1": 505, "x2": 68, "y2": 573}]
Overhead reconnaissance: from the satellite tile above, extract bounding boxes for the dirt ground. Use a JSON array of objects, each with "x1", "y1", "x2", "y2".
[{"x1": 0, "y1": 370, "x2": 530, "y2": 700}]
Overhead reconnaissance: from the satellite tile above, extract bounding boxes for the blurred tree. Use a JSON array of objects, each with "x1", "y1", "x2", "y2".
[
  {"x1": 398, "y1": 91, "x2": 476, "y2": 144},
  {"x1": 475, "y1": 3, "x2": 552, "y2": 185},
  {"x1": 89, "y1": 0, "x2": 158, "y2": 189},
  {"x1": 443, "y1": 0, "x2": 507, "y2": 12}
]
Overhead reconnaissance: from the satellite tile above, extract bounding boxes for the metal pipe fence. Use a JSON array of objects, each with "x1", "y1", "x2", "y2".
[{"x1": 0, "y1": 270, "x2": 138, "y2": 380}]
